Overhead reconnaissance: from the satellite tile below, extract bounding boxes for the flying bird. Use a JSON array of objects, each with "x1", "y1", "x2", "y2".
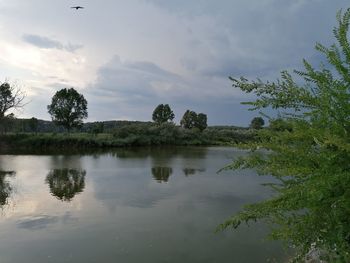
[{"x1": 71, "y1": 6, "x2": 84, "y2": 10}]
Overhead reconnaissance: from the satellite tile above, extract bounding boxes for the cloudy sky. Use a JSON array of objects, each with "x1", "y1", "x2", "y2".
[{"x1": 0, "y1": 0, "x2": 348, "y2": 125}]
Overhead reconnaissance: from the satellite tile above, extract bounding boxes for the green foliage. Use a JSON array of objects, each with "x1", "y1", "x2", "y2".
[
  {"x1": 250, "y1": 117, "x2": 264, "y2": 129},
  {"x1": 205, "y1": 127, "x2": 256, "y2": 144},
  {"x1": 269, "y1": 118, "x2": 293, "y2": 132},
  {"x1": 152, "y1": 104, "x2": 175, "y2": 125},
  {"x1": 180, "y1": 110, "x2": 197, "y2": 129},
  {"x1": 222, "y1": 9, "x2": 350, "y2": 262},
  {"x1": 47, "y1": 88, "x2": 88, "y2": 131},
  {"x1": 180, "y1": 110, "x2": 208, "y2": 131},
  {"x1": 28, "y1": 117, "x2": 39, "y2": 133},
  {"x1": 0, "y1": 124, "x2": 255, "y2": 152},
  {"x1": 90, "y1": 122, "x2": 104, "y2": 135},
  {"x1": 196, "y1": 113, "x2": 208, "y2": 131},
  {"x1": 0, "y1": 113, "x2": 15, "y2": 133}
]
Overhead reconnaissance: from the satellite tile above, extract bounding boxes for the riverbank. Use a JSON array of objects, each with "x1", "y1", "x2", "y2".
[{"x1": 0, "y1": 125, "x2": 257, "y2": 152}]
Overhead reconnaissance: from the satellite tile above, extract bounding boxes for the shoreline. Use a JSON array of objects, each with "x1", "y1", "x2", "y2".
[{"x1": 0, "y1": 133, "x2": 250, "y2": 155}]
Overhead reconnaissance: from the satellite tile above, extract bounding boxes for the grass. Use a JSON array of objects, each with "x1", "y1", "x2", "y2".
[{"x1": 0, "y1": 123, "x2": 257, "y2": 152}]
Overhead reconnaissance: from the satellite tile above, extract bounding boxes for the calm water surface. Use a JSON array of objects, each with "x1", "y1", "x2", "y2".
[{"x1": 0, "y1": 147, "x2": 289, "y2": 262}]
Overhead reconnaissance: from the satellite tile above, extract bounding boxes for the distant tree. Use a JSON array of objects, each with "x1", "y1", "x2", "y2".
[
  {"x1": 180, "y1": 110, "x2": 197, "y2": 129},
  {"x1": 47, "y1": 88, "x2": 88, "y2": 131},
  {"x1": 181, "y1": 110, "x2": 207, "y2": 131},
  {"x1": 250, "y1": 117, "x2": 265, "y2": 129},
  {"x1": 269, "y1": 118, "x2": 292, "y2": 132},
  {"x1": 91, "y1": 122, "x2": 104, "y2": 135},
  {"x1": 152, "y1": 104, "x2": 175, "y2": 125},
  {"x1": 28, "y1": 117, "x2": 39, "y2": 133},
  {"x1": 195, "y1": 113, "x2": 208, "y2": 131},
  {"x1": 0, "y1": 113, "x2": 15, "y2": 133}
]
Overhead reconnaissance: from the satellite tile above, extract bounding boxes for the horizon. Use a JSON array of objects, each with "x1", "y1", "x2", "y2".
[{"x1": 13, "y1": 117, "x2": 251, "y2": 128}]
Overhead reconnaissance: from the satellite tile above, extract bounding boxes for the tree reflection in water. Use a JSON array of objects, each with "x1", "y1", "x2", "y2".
[
  {"x1": 0, "y1": 171, "x2": 15, "y2": 207},
  {"x1": 183, "y1": 168, "x2": 206, "y2": 176},
  {"x1": 46, "y1": 169, "x2": 86, "y2": 202},
  {"x1": 151, "y1": 167, "x2": 172, "y2": 183}
]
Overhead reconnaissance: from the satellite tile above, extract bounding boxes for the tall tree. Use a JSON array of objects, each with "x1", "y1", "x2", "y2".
[
  {"x1": 195, "y1": 113, "x2": 208, "y2": 131},
  {"x1": 47, "y1": 88, "x2": 88, "y2": 131},
  {"x1": 220, "y1": 9, "x2": 350, "y2": 262},
  {"x1": 180, "y1": 110, "x2": 207, "y2": 131},
  {"x1": 152, "y1": 104, "x2": 175, "y2": 125},
  {"x1": 250, "y1": 117, "x2": 265, "y2": 129},
  {"x1": 180, "y1": 110, "x2": 197, "y2": 129}
]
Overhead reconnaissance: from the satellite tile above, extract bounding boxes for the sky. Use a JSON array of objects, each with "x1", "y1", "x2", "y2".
[{"x1": 0, "y1": 0, "x2": 348, "y2": 126}]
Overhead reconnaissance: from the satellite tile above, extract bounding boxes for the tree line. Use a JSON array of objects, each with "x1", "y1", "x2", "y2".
[
  {"x1": 0, "y1": 82, "x2": 265, "y2": 133},
  {"x1": 47, "y1": 90, "x2": 210, "y2": 132},
  {"x1": 152, "y1": 104, "x2": 208, "y2": 131}
]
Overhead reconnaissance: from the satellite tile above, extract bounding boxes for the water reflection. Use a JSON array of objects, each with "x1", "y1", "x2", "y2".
[
  {"x1": 17, "y1": 215, "x2": 59, "y2": 230},
  {"x1": 0, "y1": 146, "x2": 209, "y2": 160},
  {"x1": 0, "y1": 171, "x2": 15, "y2": 207},
  {"x1": 0, "y1": 148, "x2": 290, "y2": 262},
  {"x1": 110, "y1": 146, "x2": 208, "y2": 160},
  {"x1": 151, "y1": 167, "x2": 173, "y2": 183},
  {"x1": 46, "y1": 169, "x2": 86, "y2": 202},
  {"x1": 16, "y1": 212, "x2": 78, "y2": 230},
  {"x1": 49, "y1": 155, "x2": 82, "y2": 170},
  {"x1": 183, "y1": 168, "x2": 206, "y2": 176}
]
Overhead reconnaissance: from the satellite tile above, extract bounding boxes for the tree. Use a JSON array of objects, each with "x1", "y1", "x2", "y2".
[
  {"x1": 220, "y1": 9, "x2": 350, "y2": 262},
  {"x1": 0, "y1": 113, "x2": 15, "y2": 133},
  {"x1": 0, "y1": 82, "x2": 25, "y2": 119},
  {"x1": 180, "y1": 110, "x2": 197, "y2": 129},
  {"x1": 152, "y1": 104, "x2": 175, "y2": 125},
  {"x1": 0, "y1": 82, "x2": 25, "y2": 133},
  {"x1": 181, "y1": 110, "x2": 208, "y2": 131},
  {"x1": 269, "y1": 118, "x2": 293, "y2": 132},
  {"x1": 250, "y1": 117, "x2": 264, "y2": 129},
  {"x1": 195, "y1": 113, "x2": 208, "y2": 131},
  {"x1": 47, "y1": 88, "x2": 88, "y2": 131},
  {"x1": 91, "y1": 122, "x2": 104, "y2": 135},
  {"x1": 28, "y1": 117, "x2": 39, "y2": 133}
]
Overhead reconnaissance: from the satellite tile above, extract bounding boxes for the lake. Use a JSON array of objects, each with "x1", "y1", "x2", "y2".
[{"x1": 0, "y1": 146, "x2": 289, "y2": 262}]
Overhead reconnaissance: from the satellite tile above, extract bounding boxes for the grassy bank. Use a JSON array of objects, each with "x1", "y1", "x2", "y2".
[{"x1": 0, "y1": 123, "x2": 257, "y2": 151}]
